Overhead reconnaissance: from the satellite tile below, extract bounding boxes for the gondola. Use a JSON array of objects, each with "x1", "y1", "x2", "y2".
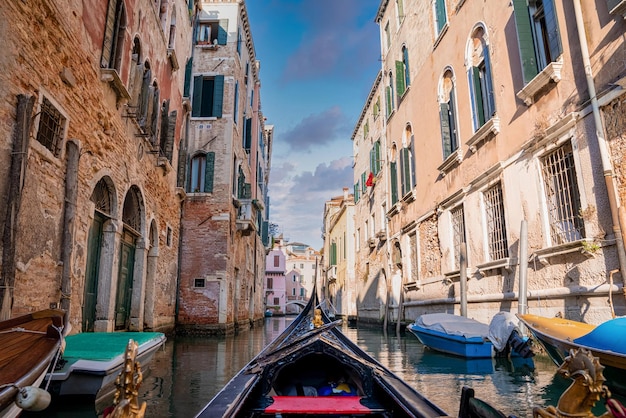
[{"x1": 195, "y1": 287, "x2": 510, "y2": 418}]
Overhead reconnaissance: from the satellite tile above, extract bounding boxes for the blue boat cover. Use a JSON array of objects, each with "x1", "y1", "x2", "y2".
[
  {"x1": 415, "y1": 313, "x2": 488, "y2": 339},
  {"x1": 573, "y1": 317, "x2": 626, "y2": 354}
]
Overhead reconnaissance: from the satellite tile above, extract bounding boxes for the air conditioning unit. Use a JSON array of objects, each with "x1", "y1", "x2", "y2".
[{"x1": 328, "y1": 266, "x2": 337, "y2": 279}]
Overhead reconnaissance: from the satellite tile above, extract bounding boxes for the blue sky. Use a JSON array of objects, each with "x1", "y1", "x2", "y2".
[{"x1": 246, "y1": 0, "x2": 381, "y2": 250}]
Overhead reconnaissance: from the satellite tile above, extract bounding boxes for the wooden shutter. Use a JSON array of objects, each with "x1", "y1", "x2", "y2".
[
  {"x1": 204, "y1": 152, "x2": 215, "y2": 193},
  {"x1": 212, "y1": 75, "x2": 224, "y2": 117},
  {"x1": 176, "y1": 148, "x2": 187, "y2": 188},
  {"x1": 192, "y1": 76, "x2": 203, "y2": 117},
  {"x1": 369, "y1": 147, "x2": 375, "y2": 174},
  {"x1": 385, "y1": 85, "x2": 392, "y2": 116},
  {"x1": 401, "y1": 148, "x2": 411, "y2": 196},
  {"x1": 374, "y1": 141, "x2": 381, "y2": 174},
  {"x1": 164, "y1": 110, "x2": 176, "y2": 162},
  {"x1": 512, "y1": 0, "x2": 538, "y2": 83},
  {"x1": 183, "y1": 58, "x2": 193, "y2": 97},
  {"x1": 390, "y1": 161, "x2": 398, "y2": 204},
  {"x1": 218, "y1": 19, "x2": 228, "y2": 45},
  {"x1": 472, "y1": 67, "x2": 485, "y2": 127},
  {"x1": 149, "y1": 87, "x2": 160, "y2": 143},
  {"x1": 483, "y1": 51, "x2": 496, "y2": 118},
  {"x1": 440, "y1": 102, "x2": 452, "y2": 158},
  {"x1": 159, "y1": 100, "x2": 170, "y2": 151},
  {"x1": 139, "y1": 67, "x2": 152, "y2": 126},
  {"x1": 448, "y1": 88, "x2": 457, "y2": 151},
  {"x1": 129, "y1": 63, "x2": 145, "y2": 109},
  {"x1": 409, "y1": 136, "x2": 415, "y2": 188},
  {"x1": 101, "y1": 0, "x2": 118, "y2": 68},
  {"x1": 403, "y1": 47, "x2": 410, "y2": 87},
  {"x1": 395, "y1": 61, "x2": 406, "y2": 97},
  {"x1": 361, "y1": 172, "x2": 367, "y2": 193},
  {"x1": 144, "y1": 85, "x2": 155, "y2": 131},
  {"x1": 354, "y1": 183, "x2": 359, "y2": 203},
  {"x1": 397, "y1": 0, "x2": 404, "y2": 19},
  {"x1": 543, "y1": 0, "x2": 562, "y2": 62}
]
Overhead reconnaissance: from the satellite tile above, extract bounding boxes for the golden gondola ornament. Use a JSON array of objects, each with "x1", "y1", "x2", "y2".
[{"x1": 103, "y1": 339, "x2": 147, "y2": 418}]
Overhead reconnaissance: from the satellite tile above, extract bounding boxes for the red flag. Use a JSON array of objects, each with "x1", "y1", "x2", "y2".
[{"x1": 365, "y1": 172, "x2": 374, "y2": 187}]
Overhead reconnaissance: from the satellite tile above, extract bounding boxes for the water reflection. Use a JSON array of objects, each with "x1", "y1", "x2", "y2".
[{"x1": 22, "y1": 316, "x2": 626, "y2": 417}]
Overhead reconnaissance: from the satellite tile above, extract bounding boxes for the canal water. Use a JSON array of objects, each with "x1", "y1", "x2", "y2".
[{"x1": 26, "y1": 316, "x2": 623, "y2": 417}]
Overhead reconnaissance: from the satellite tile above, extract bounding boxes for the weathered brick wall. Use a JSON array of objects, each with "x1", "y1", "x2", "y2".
[
  {"x1": 1, "y1": 0, "x2": 191, "y2": 332},
  {"x1": 604, "y1": 96, "x2": 626, "y2": 205}
]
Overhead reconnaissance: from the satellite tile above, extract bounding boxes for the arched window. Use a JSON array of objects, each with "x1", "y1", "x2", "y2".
[
  {"x1": 101, "y1": 0, "x2": 127, "y2": 72},
  {"x1": 168, "y1": 6, "x2": 176, "y2": 48},
  {"x1": 389, "y1": 145, "x2": 399, "y2": 205},
  {"x1": 467, "y1": 25, "x2": 495, "y2": 131},
  {"x1": 439, "y1": 69, "x2": 458, "y2": 159}
]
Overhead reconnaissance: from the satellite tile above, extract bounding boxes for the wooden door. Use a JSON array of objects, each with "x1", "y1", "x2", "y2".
[
  {"x1": 115, "y1": 231, "x2": 135, "y2": 330},
  {"x1": 82, "y1": 213, "x2": 104, "y2": 332}
]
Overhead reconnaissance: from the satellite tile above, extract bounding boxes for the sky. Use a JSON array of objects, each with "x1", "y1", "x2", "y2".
[{"x1": 246, "y1": 0, "x2": 382, "y2": 250}]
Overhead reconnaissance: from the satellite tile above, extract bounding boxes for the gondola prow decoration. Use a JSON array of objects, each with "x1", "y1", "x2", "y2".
[{"x1": 104, "y1": 339, "x2": 147, "y2": 418}]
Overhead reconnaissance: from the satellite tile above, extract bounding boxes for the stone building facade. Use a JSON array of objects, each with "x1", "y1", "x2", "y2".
[
  {"x1": 176, "y1": 0, "x2": 272, "y2": 334},
  {"x1": 0, "y1": 0, "x2": 192, "y2": 332},
  {"x1": 351, "y1": 0, "x2": 626, "y2": 325}
]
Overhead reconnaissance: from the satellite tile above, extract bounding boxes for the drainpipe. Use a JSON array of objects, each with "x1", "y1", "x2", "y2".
[
  {"x1": 518, "y1": 220, "x2": 528, "y2": 316},
  {"x1": 572, "y1": 0, "x2": 626, "y2": 282}
]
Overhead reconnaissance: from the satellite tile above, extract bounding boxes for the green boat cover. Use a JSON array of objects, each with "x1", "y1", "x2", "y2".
[{"x1": 63, "y1": 332, "x2": 164, "y2": 361}]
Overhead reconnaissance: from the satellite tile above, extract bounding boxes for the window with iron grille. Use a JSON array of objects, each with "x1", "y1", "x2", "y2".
[
  {"x1": 484, "y1": 183, "x2": 509, "y2": 260},
  {"x1": 36, "y1": 97, "x2": 66, "y2": 157},
  {"x1": 451, "y1": 205, "x2": 466, "y2": 270},
  {"x1": 541, "y1": 142, "x2": 584, "y2": 244}
]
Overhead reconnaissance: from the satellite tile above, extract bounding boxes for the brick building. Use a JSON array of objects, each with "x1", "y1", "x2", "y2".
[
  {"x1": 176, "y1": 0, "x2": 272, "y2": 334},
  {"x1": 0, "y1": 0, "x2": 193, "y2": 332},
  {"x1": 347, "y1": 0, "x2": 626, "y2": 325}
]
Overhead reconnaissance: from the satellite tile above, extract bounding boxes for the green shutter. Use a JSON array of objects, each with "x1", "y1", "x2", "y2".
[
  {"x1": 401, "y1": 148, "x2": 411, "y2": 196},
  {"x1": 183, "y1": 58, "x2": 193, "y2": 97},
  {"x1": 361, "y1": 172, "x2": 367, "y2": 193},
  {"x1": 385, "y1": 86, "x2": 392, "y2": 116},
  {"x1": 192, "y1": 76, "x2": 203, "y2": 117},
  {"x1": 204, "y1": 152, "x2": 215, "y2": 193},
  {"x1": 409, "y1": 136, "x2": 415, "y2": 188},
  {"x1": 244, "y1": 118, "x2": 252, "y2": 150},
  {"x1": 436, "y1": 0, "x2": 447, "y2": 33},
  {"x1": 212, "y1": 75, "x2": 224, "y2": 117},
  {"x1": 397, "y1": 0, "x2": 404, "y2": 19},
  {"x1": 403, "y1": 47, "x2": 410, "y2": 87},
  {"x1": 218, "y1": 19, "x2": 228, "y2": 45},
  {"x1": 390, "y1": 161, "x2": 398, "y2": 204},
  {"x1": 395, "y1": 61, "x2": 406, "y2": 97},
  {"x1": 472, "y1": 67, "x2": 485, "y2": 127},
  {"x1": 483, "y1": 51, "x2": 495, "y2": 118},
  {"x1": 448, "y1": 88, "x2": 457, "y2": 151},
  {"x1": 512, "y1": 0, "x2": 538, "y2": 83},
  {"x1": 543, "y1": 0, "x2": 562, "y2": 62},
  {"x1": 369, "y1": 148, "x2": 375, "y2": 174},
  {"x1": 354, "y1": 183, "x2": 359, "y2": 203}
]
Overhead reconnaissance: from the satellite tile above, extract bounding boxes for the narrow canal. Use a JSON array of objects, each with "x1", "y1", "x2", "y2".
[{"x1": 28, "y1": 316, "x2": 621, "y2": 417}]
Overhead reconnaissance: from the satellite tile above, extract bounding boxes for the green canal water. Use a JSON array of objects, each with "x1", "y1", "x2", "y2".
[{"x1": 25, "y1": 316, "x2": 625, "y2": 417}]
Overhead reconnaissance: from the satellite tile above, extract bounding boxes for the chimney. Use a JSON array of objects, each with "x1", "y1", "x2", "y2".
[{"x1": 343, "y1": 187, "x2": 349, "y2": 200}]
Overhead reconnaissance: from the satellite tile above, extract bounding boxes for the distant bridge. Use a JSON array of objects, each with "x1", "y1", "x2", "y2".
[{"x1": 285, "y1": 300, "x2": 308, "y2": 308}]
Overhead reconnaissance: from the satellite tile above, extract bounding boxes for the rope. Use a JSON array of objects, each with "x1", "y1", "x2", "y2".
[
  {"x1": 43, "y1": 325, "x2": 65, "y2": 391},
  {"x1": 0, "y1": 327, "x2": 47, "y2": 335}
]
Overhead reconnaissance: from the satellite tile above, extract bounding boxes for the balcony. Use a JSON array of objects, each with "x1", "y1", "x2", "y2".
[{"x1": 516, "y1": 57, "x2": 563, "y2": 106}]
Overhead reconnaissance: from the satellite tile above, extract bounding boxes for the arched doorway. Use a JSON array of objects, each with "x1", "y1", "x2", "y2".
[
  {"x1": 83, "y1": 178, "x2": 115, "y2": 332},
  {"x1": 115, "y1": 186, "x2": 143, "y2": 330}
]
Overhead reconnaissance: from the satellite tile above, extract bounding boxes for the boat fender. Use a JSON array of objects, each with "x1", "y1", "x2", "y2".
[{"x1": 15, "y1": 386, "x2": 52, "y2": 411}]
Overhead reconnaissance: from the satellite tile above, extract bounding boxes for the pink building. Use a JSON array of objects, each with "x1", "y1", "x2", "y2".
[
  {"x1": 285, "y1": 269, "x2": 307, "y2": 314},
  {"x1": 265, "y1": 248, "x2": 286, "y2": 315}
]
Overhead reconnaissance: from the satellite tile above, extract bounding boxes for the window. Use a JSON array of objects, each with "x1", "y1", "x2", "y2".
[
  {"x1": 468, "y1": 27, "x2": 495, "y2": 130},
  {"x1": 484, "y1": 183, "x2": 509, "y2": 260},
  {"x1": 439, "y1": 70, "x2": 458, "y2": 159},
  {"x1": 194, "y1": 278, "x2": 205, "y2": 288},
  {"x1": 192, "y1": 75, "x2": 224, "y2": 118},
  {"x1": 433, "y1": 0, "x2": 448, "y2": 39},
  {"x1": 168, "y1": 7, "x2": 176, "y2": 48},
  {"x1": 409, "y1": 232, "x2": 418, "y2": 282},
  {"x1": 188, "y1": 152, "x2": 215, "y2": 193},
  {"x1": 237, "y1": 29, "x2": 242, "y2": 55},
  {"x1": 512, "y1": 0, "x2": 562, "y2": 84},
  {"x1": 386, "y1": 72, "x2": 395, "y2": 118},
  {"x1": 370, "y1": 140, "x2": 381, "y2": 175},
  {"x1": 396, "y1": 0, "x2": 404, "y2": 24},
  {"x1": 274, "y1": 255, "x2": 280, "y2": 267},
  {"x1": 300, "y1": 263, "x2": 304, "y2": 269},
  {"x1": 384, "y1": 21, "x2": 391, "y2": 51},
  {"x1": 361, "y1": 172, "x2": 367, "y2": 194},
  {"x1": 293, "y1": 276, "x2": 296, "y2": 282},
  {"x1": 373, "y1": 96, "x2": 380, "y2": 119},
  {"x1": 196, "y1": 20, "x2": 228, "y2": 46},
  {"x1": 451, "y1": 205, "x2": 466, "y2": 270},
  {"x1": 364, "y1": 119, "x2": 369, "y2": 139},
  {"x1": 292, "y1": 288, "x2": 296, "y2": 296},
  {"x1": 396, "y1": 46, "x2": 410, "y2": 99},
  {"x1": 390, "y1": 145, "x2": 399, "y2": 205},
  {"x1": 101, "y1": 0, "x2": 126, "y2": 71},
  {"x1": 267, "y1": 277, "x2": 273, "y2": 289},
  {"x1": 166, "y1": 227, "x2": 172, "y2": 247},
  {"x1": 35, "y1": 96, "x2": 67, "y2": 157},
  {"x1": 273, "y1": 297, "x2": 279, "y2": 305},
  {"x1": 541, "y1": 142, "x2": 584, "y2": 245},
  {"x1": 400, "y1": 126, "x2": 415, "y2": 196},
  {"x1": 300, "y1": 288, "x2": 305, "y2": 297}
]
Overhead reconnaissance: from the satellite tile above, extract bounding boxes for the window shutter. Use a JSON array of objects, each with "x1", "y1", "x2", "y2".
[
  {"x1": 395, "y1": 61, "x2": 406, "y2": 97},
  {"x1": 403, "y1": 47, "x2": 410, "y2": 87},
  {"x1": 543, "y1": 0, "x2": 562, "y2": 62},
  {"x1": 374, "y1": 141, "x2": 381, "y2": 174},
  {"x1": 204, "y1": 152, "x2": 215, "y2": 193},
  {"x1": 385, "y1": 85, "x2": 392, "y2": 116},
  {"x1": 143, "y1": 85, "x2": 155, "y2": 131},
  {"x1": 354, "y1": 183, "x2": 359, "y2": 203},
  {"x1": 159, "y1": 100, "x2": 170, "y2": 152},
  {"x1": 212, "y1": 75, "x2": 224, "y2": 117},
  {"x1": 512, "y1": 0, "x2": 538, "y2": 83},
  {"x1": 440, "y1": 102, "x2": 452, "y2": 158},
  {"x1": 390, "y1": 161, "x2": 398, "y2": 204},
  {"x1": 448, "y1": 88, "x2": 457, "y2": 151},
  {"x1": 150, "y1": 87, "x2": 160, "y2": 144},
  {"x1": 472, "y1": 67, "x2": 485, "y2": 127},
  {"x1": 139, "y1": 67, "x2": 152, "y2": 126},
  {"x1": 164, "y1": 110, "x2": 176, "y2": 162},
  {"x1": 397, "y1": 0, "x2": 404, "y2": 19},
  {"x1": 101, "y1": 0, "x2": 117, "y2": 68},
  {"x1": 369, "y1": 148, "x2": 375, "y2": 174},
  {"x1": 176, "y1": 148, "x2": 186, "y2": 188},
  {"x1": 218, "y1": 19, "x2": 228, "y2": 45},
  {"x1": 435, "y1": 0, "x2": 447, "y2": 33},
  {"x1": 401, "y1": 148, "x2": 411, "y2": 196},
  {"x1": 361, "y1": 172, "x2": 367, "y2": 193},
  {"x1": 183, "y1": 58, "x2": 193, "y2": 97},
  {"x1": 129, "y1": 62, "x2": 145, "y2": 108},
  {"x1": 192, "y1": 76, "x2": 203, "y2": 117},
  {"x1": 483, "y1": 51, "x2": 496, "y2": 118},
  {"x1": 409, "y1": 136, "x2": 415, "y2": 188}
]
